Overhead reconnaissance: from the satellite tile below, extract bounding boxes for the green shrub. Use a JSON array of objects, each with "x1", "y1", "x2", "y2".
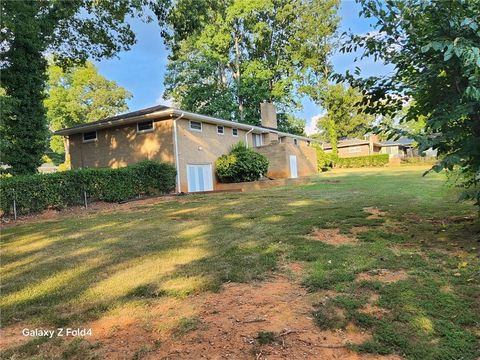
[
  {"x1": 335, "y1": 154, "x2": 390, "y2": 168},
  {"x1": 314, "y1": 145, "x2": 338, "y2": 171},
  {"x1": 215, "y1": 141, "x2": 269, "y2": 183},
  {"x1": 0, "y1": 160, "x2": 176, "y2": 215}
]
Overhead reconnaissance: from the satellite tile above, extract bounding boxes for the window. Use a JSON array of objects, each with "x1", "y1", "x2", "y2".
[
  {"x1": 189, "y1": 121, "x2": 202, "y2": 131},
  {"x1": 386, "y1": 146, "x2": 397, "y2": 155},
  {"x1": 293, "y1": 138, "x2": 298, "y2": 145},
  {"x1": 83, "y1": 131, "x2": 97, "y2": 142},
  {"x1": 252, "y1": 133, "x2": 262, "y2": 147},
  {"x1": 348, "y1": 146, "x2": 362, "y2": 153},
  {"x1": 137, "y1": 120, "x2": 154, "y2": 133},
  {"x1": 217, "y1": 125, "x2": 224, "y2": 135},
  {"x1": 232, "y1": 128, "x2": 238, "y2": 137}
]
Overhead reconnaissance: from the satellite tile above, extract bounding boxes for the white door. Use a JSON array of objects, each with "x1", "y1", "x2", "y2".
[
  {"x1": 289, "y1": 155, "x2": 298, "y2": 178},
  {"x1": 187, "y1": 164, "x2": 213, "y2": 192}
]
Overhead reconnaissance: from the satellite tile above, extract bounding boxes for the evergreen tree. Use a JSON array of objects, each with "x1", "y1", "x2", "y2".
[{"x1": 0, "y1": 1, "x2": 148, "y2": 175}]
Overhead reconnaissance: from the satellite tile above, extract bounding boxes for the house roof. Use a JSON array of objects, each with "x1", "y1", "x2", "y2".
[
  {"x1": 323, "y1": 136, "x2": 415, "y2": 150},
  {"x1": 54, "y1": 106, "x2": 319, "y2": 143},
  {"x1": 378, "y1": 137, "x2": 414, "y2": 147},
  {"x1": 322, "y1": 138, "x2": 370, "y2": 150},
  {"x1": 54, "y1": 104, "x2": 170, "y2": 135}
]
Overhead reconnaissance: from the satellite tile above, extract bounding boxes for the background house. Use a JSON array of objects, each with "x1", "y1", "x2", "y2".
[
  {"x1": 323, "y1": 138, "x2": 380, "y2": 157},
  {"x1": 55, "y1": 103, "x2": 318, "y2": 193},
  {"x1": 323, "y1": 135, "x2": 429, "y2": 159},
  {"x1": 378, "y1": 137, "x2": 415, "y2": 158}
]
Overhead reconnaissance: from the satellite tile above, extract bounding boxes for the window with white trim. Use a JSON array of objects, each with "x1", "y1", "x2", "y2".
[
  {"x1": 189, "y1": 121, "x2": 202, "y2": 131},
  {"x1": 252, "y1": 133, "x2": 262, "y2": 147},
  {"x1": 137, "y1": 120, "x2": 154, "y2": 133},
  {"x1": 232, "y1": 128, "x2": 238, "y2": 136},
  {"x1": 83, "y1": 131, "x2": 97, "y2": 142},
  {"x1": 217, "y1": 125, "x2": 224, "y2": 135}
]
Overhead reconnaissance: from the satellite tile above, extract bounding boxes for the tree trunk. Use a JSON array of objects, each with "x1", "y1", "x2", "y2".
[{"x1": 233, "y1": 22, "x2": 244, "y2": 121}]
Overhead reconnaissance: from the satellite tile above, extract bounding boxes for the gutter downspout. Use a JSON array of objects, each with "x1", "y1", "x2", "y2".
[
  {"x1": 245, "y1": 127, "x2": 254, "y2": 148},
  {"x1": 172, "y1": 112, "x2": 185, "y2": 193}
]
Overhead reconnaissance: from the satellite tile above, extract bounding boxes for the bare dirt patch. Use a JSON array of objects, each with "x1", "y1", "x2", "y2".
[
  {"x1": 440, "y1": 285, "x2": 454, "y2": 294},
  {"x1": 144, "y1": 275, "x2": 401, "y2": 360},
  {"x1": 285, "y1": 262, "x2": 305, "y2": 274},
  {"x1": 350, "y1": 226, "x2": 370, "y2": 235},
  {"x1": 358, "y1": 303, "x2": 390, "y2": 319},
  {"x1": 0, "y1": 324, "x2": 30, "y2": 349},
  {"x1": 356, "y1": 269, "x2": 408, "y2": 283},
  {"x1": 309, "y1": 228, "x2": 358, "y2": 246},
  {"x1": 1, "y1": 276, "x2": 403, "y2": 359},
  {"x1": 363, "y1": 207, "x2": 387, "y2": 219},
  {"x1": 3, "y1": 276, "x2": 402, "y2": 359}
]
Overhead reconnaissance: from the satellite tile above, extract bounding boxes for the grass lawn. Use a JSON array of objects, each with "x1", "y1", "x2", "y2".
[{"x1": 1, "y1": 166, "x2": 479, "y2": 359}]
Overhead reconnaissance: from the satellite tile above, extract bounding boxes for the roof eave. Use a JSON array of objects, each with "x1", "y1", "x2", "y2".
[
  {"x1": 54, "y1": 108, "x2": 175, "y2": 136},
  {"x1": 55, "y1": 107, "x2": 321, "y2": 143}
]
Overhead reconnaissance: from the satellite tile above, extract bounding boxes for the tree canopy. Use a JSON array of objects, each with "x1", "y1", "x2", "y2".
[
  {"x1": 45, "y1": 61, "x2": 132, "y2": 155},
  {"x1": 339, "y1": 0, "x2": 480, "y2": 204},
  {"x1": 155, "y1": 0, "x2": 339, "y2": 125},
  {"x1": 315, "y1": 83, "x2": 374, "y2": 151},
  {"x1": 0, "y1": 0, "x2": 147, "y2": 175}
]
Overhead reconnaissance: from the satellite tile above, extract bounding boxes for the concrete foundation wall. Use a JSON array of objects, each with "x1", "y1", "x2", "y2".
[{"x1": 216, "y1": 177, "x2": 313, "y2": 192}]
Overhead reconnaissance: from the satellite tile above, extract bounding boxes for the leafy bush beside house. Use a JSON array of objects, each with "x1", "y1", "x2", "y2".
[
  {"x1": 335, "y1": 154, "x2": 389, "y2": 168},
  {"x1": 314, "y1": 145, "x2": 337, "y2": 172},
  {"x1": 0, "y1": 161, "x2": 176, "y2": 215},
  {"x1": 215, "y1": 142, "x2": 269, "y2": 183}
]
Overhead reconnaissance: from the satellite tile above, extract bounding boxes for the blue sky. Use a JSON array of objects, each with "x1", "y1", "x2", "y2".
[{"x1": 94, "y1": 0, "x2": 390, "y2": 134}]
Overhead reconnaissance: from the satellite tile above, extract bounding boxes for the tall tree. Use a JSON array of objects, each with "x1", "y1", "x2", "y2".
[
  {"x1": 316, "y1": 84, "x2": 374, "y2": 151},
  {"x1": 0, "y1": 1, "x2": 148, "y2": 175},
  {"x1": 156, "y1": 0, "x2": 339, "y2": 125},
  {"x1": 339, "y1": 0, "x2": 480, "y2": 204},
  {"x1": 45, "y1": 61, "x2": 132, "y2": 155},
  {"x1": 277, "y1": 114, "x2": 306, "y2": 136}
]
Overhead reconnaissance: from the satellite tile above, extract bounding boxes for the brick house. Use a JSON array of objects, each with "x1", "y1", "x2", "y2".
[
  {"x1": 55, "y1": 103, "x2": 318, "y2": 192},
  {"x1": 323, "y1": 138, "x2": 381, "y2": 157},
  {"x1": 323, "y1": 135, "x2": 419, "y2": 159}
]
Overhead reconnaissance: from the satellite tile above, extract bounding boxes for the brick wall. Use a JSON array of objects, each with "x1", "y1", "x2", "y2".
[
  {"x1": 254, "y1": 142, "x2": 317, "y2": 179},
  {"x1": 175, "y1": 119, "x2": 258, "y2": 192},
  {"x1": 335, "y1": 144, "x2": 370, "y2": 158},
  {"x1": 69, "y1": 119, "x2": 174, "y2": 169}
]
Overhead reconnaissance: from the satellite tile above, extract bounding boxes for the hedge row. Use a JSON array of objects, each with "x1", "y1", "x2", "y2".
[
  {"x1": 0, "y1": 161, "x2": 176, "y2": 215},
  {"x1": 335, "y1": 154, "x2": 390, "y2": 168}
]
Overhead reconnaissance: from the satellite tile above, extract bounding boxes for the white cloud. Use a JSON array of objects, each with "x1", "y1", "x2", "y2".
[{"x1": 305, "y1": 111, "x2": 326, "y2": 135}]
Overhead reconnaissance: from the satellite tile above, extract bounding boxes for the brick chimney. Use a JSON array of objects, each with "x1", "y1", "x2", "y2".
[
  {"x1": 369, "y1": 134, "x2": 379, "y2": 154},
  {"x1": 260, "y1": 102, "x2": 277, "y2": 129}
]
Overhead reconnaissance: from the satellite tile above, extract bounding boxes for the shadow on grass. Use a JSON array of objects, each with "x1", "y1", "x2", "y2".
[{"x1": 1, "y1": 168, "x2": 479, "y2": 359}]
